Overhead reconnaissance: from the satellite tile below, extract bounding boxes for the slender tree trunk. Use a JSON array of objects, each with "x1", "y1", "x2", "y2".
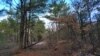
[
  {"x1": 96, "y1": 17, "x2": 100, "y2": 48},
  {"x1": 19, "y1": 0, "x2": 27, "y2": 48},
  {"x1": 86, "y1": 1, "x2": 96, "y2": 55},
  {"x1": 27, "y1": 0, "x2": 32, "y2": 46}
]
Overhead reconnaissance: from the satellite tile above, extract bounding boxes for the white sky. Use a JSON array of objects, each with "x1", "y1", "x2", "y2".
[
  {"x1": 0, "y1": 15, "x2": 8, "y2": 21},
  {"x1": 0, "y1": 0, "x2": 72, "y2": 29},
  {"x1": 38, "y1": 12, "x2": 53, "y2": 29},
  {"x1": 39, "y1": 17, "x2": 51, "y2": 29},
  {"x1": 0, "y1": 14, "x2": 51, "y2": 29}
]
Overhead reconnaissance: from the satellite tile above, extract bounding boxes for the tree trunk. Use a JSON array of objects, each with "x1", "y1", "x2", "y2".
[{"x1": 19, "y1": 0, "x2": 27, "y2": 48}]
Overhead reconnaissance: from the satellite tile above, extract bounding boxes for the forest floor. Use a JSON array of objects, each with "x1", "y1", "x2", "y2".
[
  {"x1": 13, "y1": 40, "x2": 97, "y2": 56},
  {"x1": 13, "y1": 49, "x2": 48, "y2": 56},
  {"x1": 13, "y1": 41, "x2": 52, "y2": 56},
  {"x1": 13, "y1": 40, "x2": 74, "y2": 56},
  {"x1": 0, "y1": 41, "x2": 97, "y2": 56}
]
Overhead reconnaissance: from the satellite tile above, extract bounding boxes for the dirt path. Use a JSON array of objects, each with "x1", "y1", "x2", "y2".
[
  {"x1": 14, "y1": 50, "x2": 44, "y2": 56},
  {"x1": 13, "y1": 41, "x2": 49, "y2": 56},
  {"x1": 13, "y1": 41, "x2": 68, "y2": 56}
]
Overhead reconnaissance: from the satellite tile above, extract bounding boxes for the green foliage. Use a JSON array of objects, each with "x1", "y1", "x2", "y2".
[
  {"x1": 51, "y1": 0, "x2": 69, "y2": 16},
  {"x1": 1, "y1": 17, "x2": 18, "y2": 33},
  {"x1": 32, "y1": 20, "x2": 45, "y2": 41},
  {"x1": 0, "y1": 17, "x2": 18, "y2": 44},
  {"x1": 46, "y1": 0, "x2": 70, "y2": 20},
  {"x1": 34, "y1": 20, "x2": 45, "y2": 32},
  {"x1": 0, "y1": 32, "x2": 6, "y2": 44}
]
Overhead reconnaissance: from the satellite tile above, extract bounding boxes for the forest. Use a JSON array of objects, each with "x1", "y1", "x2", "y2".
[{"x1": 0, "y1": 0, "x2": 100, "y2": 56}]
